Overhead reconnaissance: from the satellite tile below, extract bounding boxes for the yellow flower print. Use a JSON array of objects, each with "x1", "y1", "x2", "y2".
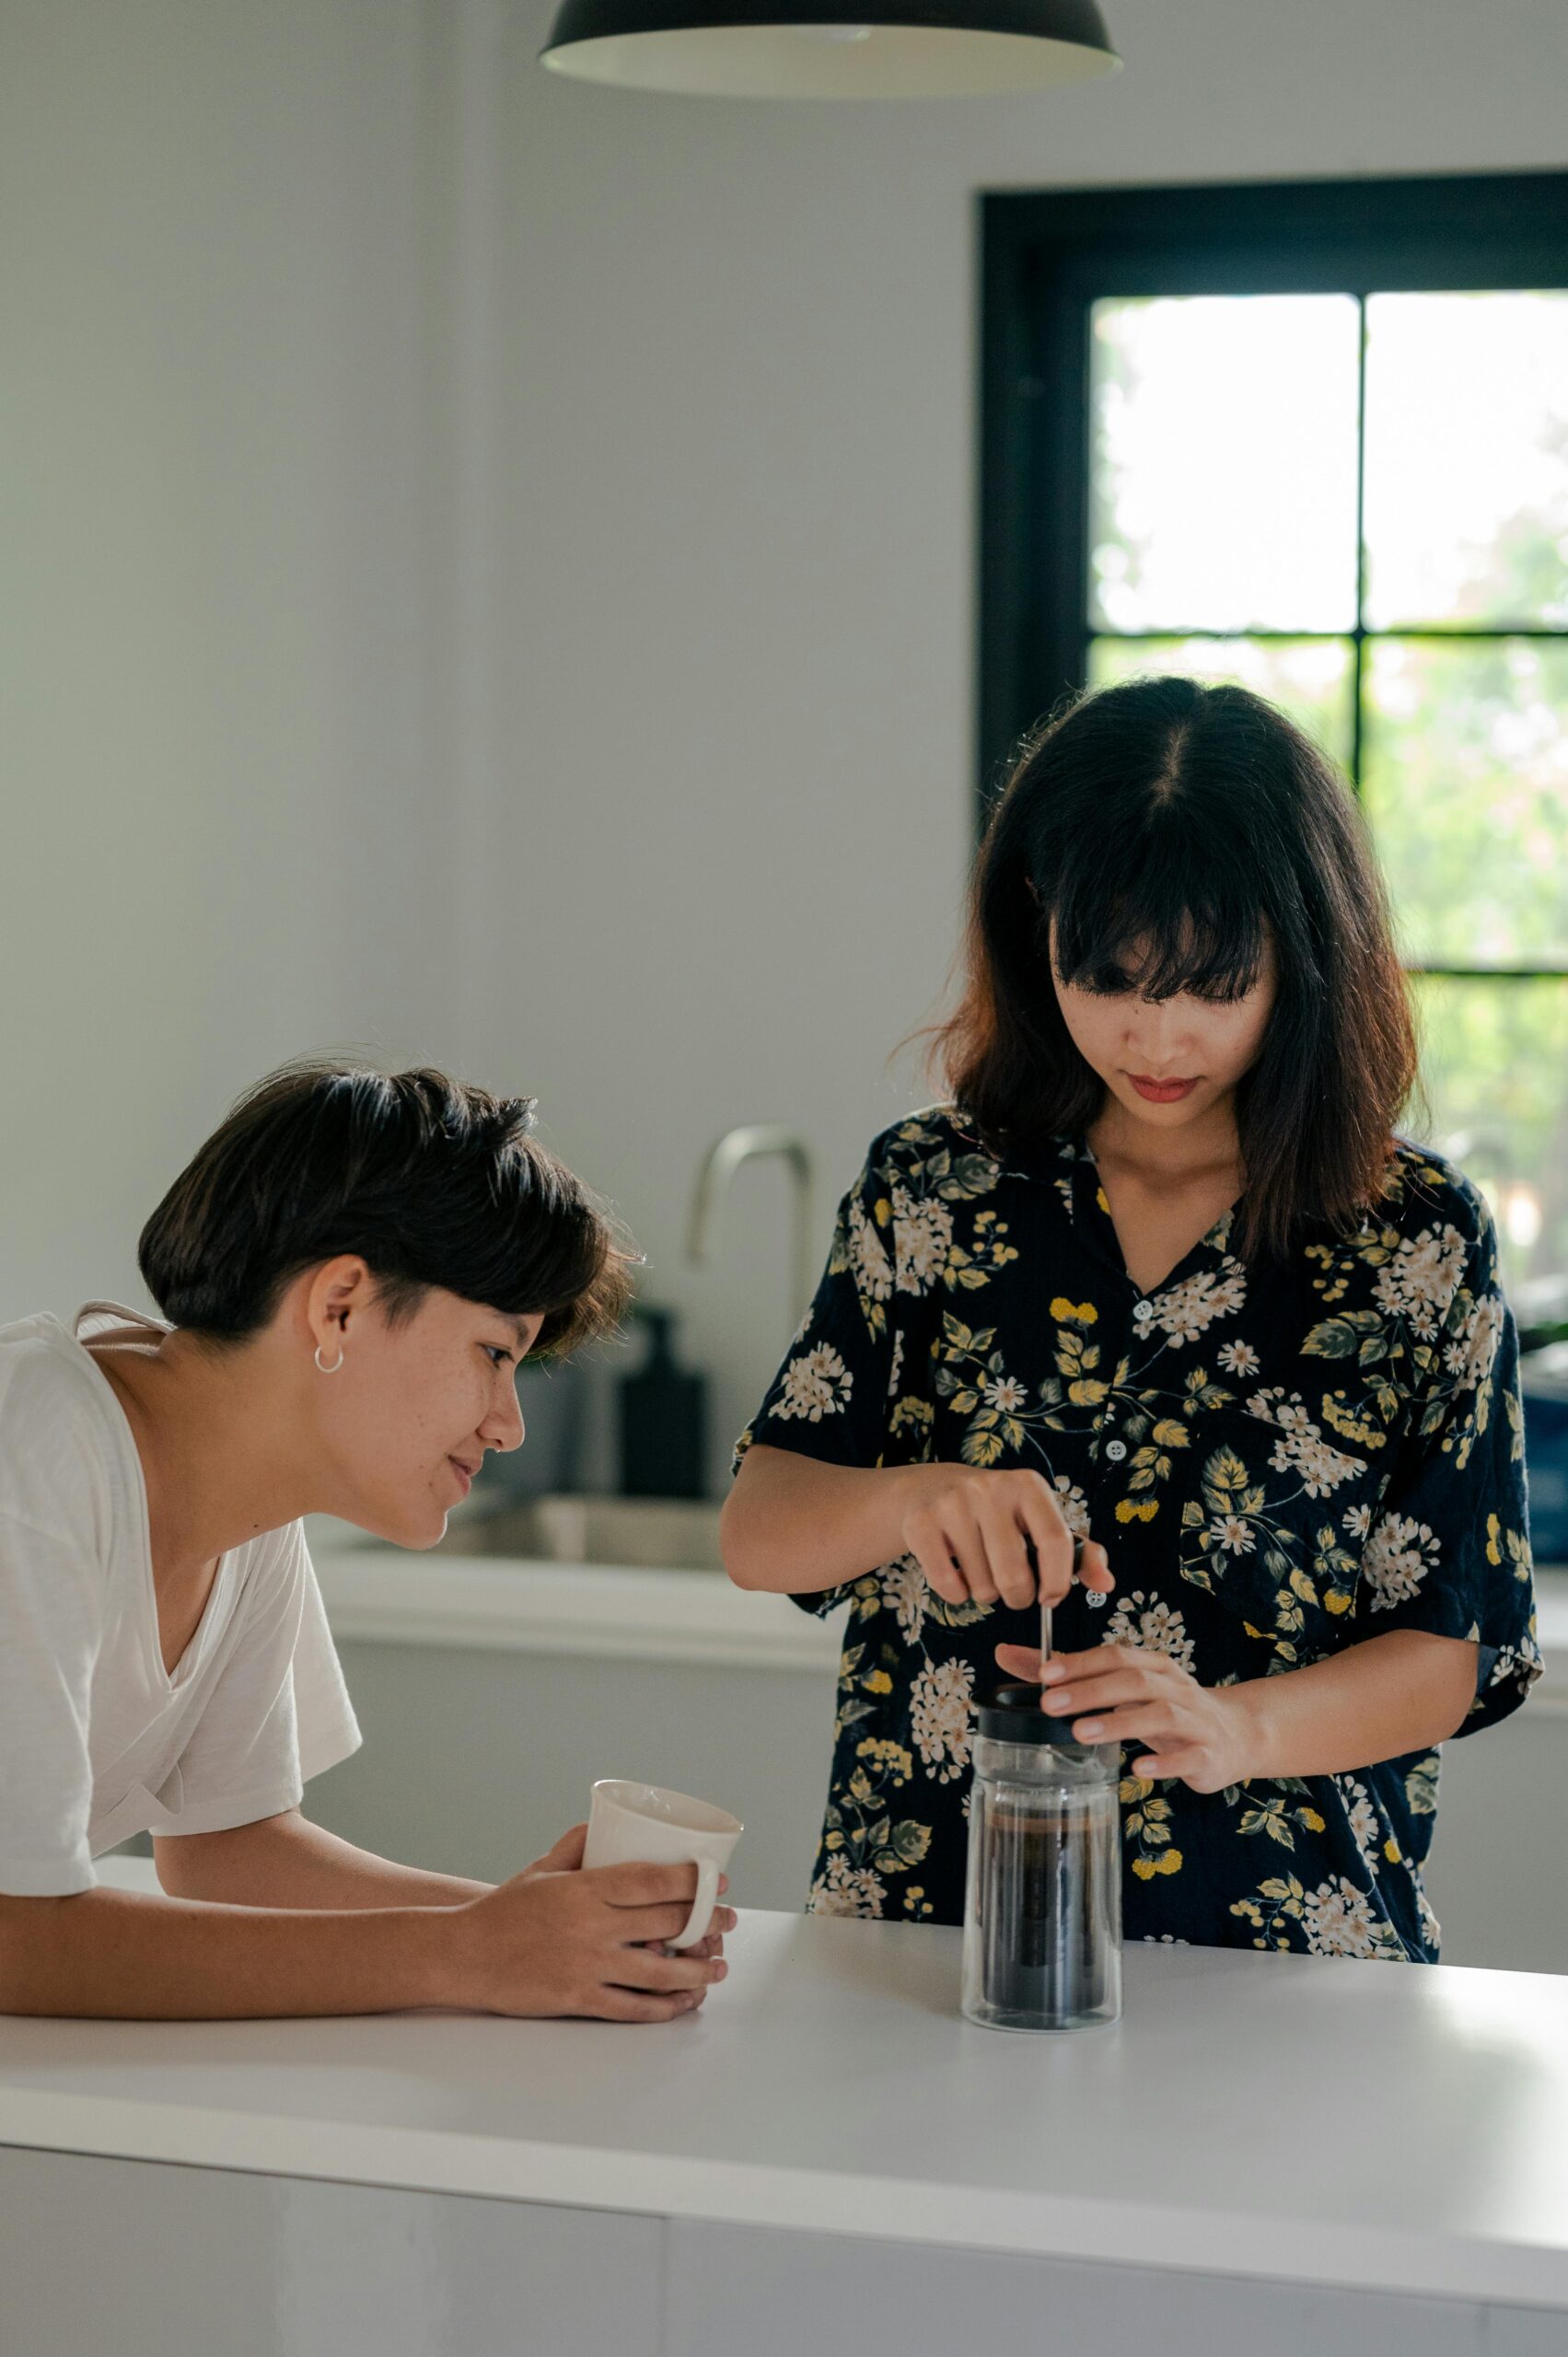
[
  {"x1": 1050, "y1": 1297, "x2": 1098, "y2": 1326},
  {"x1": 1121, "y1": 1776, "x2": 1183, "y2": 1878},
  {"x1": 856, "y1": 1736, "x2": 913, "y2": 1787}
]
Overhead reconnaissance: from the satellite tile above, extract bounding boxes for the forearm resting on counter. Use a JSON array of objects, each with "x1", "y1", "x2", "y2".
[
  {"x1": 155, "y1": 1809, "x2": 491, "y2": 1910},
  {"x1": 0, "y1": 1883, "x2": 452, "y2": 2020},
  {"x1": 1229, "y1": 1629, "x2": 1481, "y2": 1781}
]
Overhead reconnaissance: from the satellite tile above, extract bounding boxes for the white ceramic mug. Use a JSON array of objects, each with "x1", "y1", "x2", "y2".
[{"x1": 582, "y1": 1780, "x2": 742, "y2": 1951}]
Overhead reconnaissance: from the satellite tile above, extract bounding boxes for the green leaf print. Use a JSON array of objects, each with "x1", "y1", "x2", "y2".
[{"x1": 1303, "y1": 1311, "x2": 1389, "y2": 1365}]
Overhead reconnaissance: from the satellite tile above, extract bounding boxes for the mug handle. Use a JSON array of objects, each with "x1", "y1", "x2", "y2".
[{"x1": 672, "y1": 1854, "x2": 721, "y2": 1951}]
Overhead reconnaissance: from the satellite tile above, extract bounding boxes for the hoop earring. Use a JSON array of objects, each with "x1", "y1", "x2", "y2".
[{"x1": 314, "y1": 1343, "x2": 345, "y2": 1375}]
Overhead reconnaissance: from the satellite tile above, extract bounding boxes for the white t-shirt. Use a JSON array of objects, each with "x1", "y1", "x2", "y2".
[{"x1": 0, "y1": 1303, "x2": 362, "y2": 1896}]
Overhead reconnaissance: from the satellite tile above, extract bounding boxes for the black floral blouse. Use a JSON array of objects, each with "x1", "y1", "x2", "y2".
[{"x1": 736, "y1": 1107, "x2": 1540, "y2": 1961}]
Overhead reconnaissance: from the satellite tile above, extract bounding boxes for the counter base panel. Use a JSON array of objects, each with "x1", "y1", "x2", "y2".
[{"x1": 3, "y1": 2145, "x2": 1562, "y2": 2357}]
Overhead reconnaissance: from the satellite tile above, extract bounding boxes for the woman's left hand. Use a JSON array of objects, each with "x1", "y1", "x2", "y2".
[{"x1": 993, "y1": 1642, "x2": 1251, "y2": 1794}]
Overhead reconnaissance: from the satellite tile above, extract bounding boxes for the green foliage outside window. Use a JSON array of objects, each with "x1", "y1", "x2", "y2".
[{"x1": 1086, "y1": 290, "x2": 1568, "y2": 1307}]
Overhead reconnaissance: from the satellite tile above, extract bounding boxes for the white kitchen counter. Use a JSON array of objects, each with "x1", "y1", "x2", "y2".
[{"x1": 5, "y1": 1862, "x2": 1568, "y2": 2322}]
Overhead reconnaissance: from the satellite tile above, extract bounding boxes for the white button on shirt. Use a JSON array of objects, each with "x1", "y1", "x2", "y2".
[{"x1": 1104, "y1": 1438, "x2": 1128, "y2": 1463}]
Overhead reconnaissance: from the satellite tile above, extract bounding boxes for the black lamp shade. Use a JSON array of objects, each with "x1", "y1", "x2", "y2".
[{"x1": 540, "y1": 0, "x2": 1119, "y2": 98}]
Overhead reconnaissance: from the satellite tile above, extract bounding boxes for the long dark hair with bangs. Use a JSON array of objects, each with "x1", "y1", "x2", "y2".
[
  {"x1": 139, "y1": 1060, "x2": 633, "y2": 1352},
  {"x1": 929, "y1": 677, "x2": 1418, "y2": 1260}
]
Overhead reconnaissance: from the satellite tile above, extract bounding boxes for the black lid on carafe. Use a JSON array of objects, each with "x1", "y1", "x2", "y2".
[{"x1": 976, "y1": 1680, "x2": 1074, "y2": 1746}]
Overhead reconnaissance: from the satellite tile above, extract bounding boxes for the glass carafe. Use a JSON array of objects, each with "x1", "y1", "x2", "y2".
[{"x1": 961, "y1": 1682, "x2": 1122, "y2": 2032}]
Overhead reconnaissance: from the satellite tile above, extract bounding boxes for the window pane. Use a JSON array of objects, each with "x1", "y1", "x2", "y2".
[
  {"x1": 1411, "y1": 975, "x2": 1568, "y2": 1304},
  {"x1": 1364, "y1": 292, "x2": 1568, "y2": 630},
  {"x1": 1363, "y1": 639, "x2": 1568, "y2": 966},
  {"x1": 1088, "y1": 296, "x2": 1361, "y2": 633},
  {"x1": 1087, "y1": 635, "x2": 1355, "y2": 768}
]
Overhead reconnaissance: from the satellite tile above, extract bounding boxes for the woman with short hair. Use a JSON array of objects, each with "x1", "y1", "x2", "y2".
[
  {"x1": 725, "y1": 676, "x2": 1539, "y2": 1958},
  {"x1": 0, "y1": 1062, "x2": 731, "y2": 2019}
]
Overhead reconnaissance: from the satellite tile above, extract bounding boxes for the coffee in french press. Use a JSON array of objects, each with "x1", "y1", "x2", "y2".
[{"x1": 961, "y1": 1682, "x2": 1122, "y2": 2031}]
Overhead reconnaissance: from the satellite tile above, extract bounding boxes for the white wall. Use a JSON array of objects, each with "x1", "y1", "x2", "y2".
[
  {"x1": 4, "y1": 0, "x2": 1566, "y2": 1480},
  {"x1": 467, "y1": 0, "x2": 1568, "y2": 1480},
  {"x1": 0, "y1": 0, "x2": 460, "y2": 1317}
]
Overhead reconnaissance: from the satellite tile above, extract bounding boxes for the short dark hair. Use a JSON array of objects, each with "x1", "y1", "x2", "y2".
[
  {"x1": 928, "y1": 677, "x2": 1418, "y2": 1260},
  {"x1": 138, "y1": 1060, "x2": 633, "y2": 1350}
]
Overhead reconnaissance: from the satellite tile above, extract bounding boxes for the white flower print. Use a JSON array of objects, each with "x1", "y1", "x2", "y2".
[
  {"x1": 1051, "y1": 1475, "x2": 1091, "y2": 1538},
  {"x1": 1248, "y1": 1388, "x2": 1365, "y2": 1497},
  {"x1": 910, "y1": 1658, "x2": 975, "y2": 1782},
  {"x1": 768, "y1": 1118, "x2": 1534, "y2": 1960},
  {"x1": 808, "y1": 1854, "x2": 887, "y2": 1918},
  {"x1": 1106, "y1": 1591, "x2": 1196, "y2": 1674},
  {"x1": 1416, "y1": 1882, "x2": 1442, "y2": 1953},
  {"x1": 892, "y1": 1186, "x2": 953, "y2": 1294},
  {"x1": 1373, "y1": 1224, "x2": 1468, "y2": 1341},
  {"x1": 877, "y1": 1552, "x2": 928, "y2": 1644},
  {"x1": 776, "y1": 1342, "x2": 854, "y2": 1423},
  {"x1": 1302, "y1": 1875, "x2": 1381, "y2": 1958},
  {"x1": 1142, "y1": 1259, "x2": 1248, "y2": 1349},
  {"x1": 1364, "y1": 1512, "x2": 1441, "y2": 1610},
  {"x1": 1489, "y1": 1639, "x2": 1543, "y2": 1690},
  {"x1": 1335, "y1": 1777, "x2": 1381, "y2": 1873},
  {"x1": 1210, "y1": 1514, "x2": 1255, "y2": 1557},
  {"x1": 1444, "y1": 1293, "x2": 1504, "y2": 1395},
  {"x1": 847, "y1": 1196, "x2": 893, "y2": 1304}
]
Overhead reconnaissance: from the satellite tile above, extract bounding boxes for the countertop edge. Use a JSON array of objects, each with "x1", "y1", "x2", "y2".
[
  {"x1": 313, "y1": 1550, "x2": 846, "y2": 1671},
  {"x1": 3, "y1": 2084, "x2": 1565, "y2": 2311},
  {"x1": 311, "y1": 1551, "x2": 1568, "y2": 1711}
]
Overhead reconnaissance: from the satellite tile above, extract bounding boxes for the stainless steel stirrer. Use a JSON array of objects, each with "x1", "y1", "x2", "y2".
[{"x1": 1040, "y1": 1535, "x2": 1086, "y2": 1674}]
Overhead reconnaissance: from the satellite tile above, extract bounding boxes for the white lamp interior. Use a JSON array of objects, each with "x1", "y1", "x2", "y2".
[{"x1": 541, "y1": 23, "x2": 1120, "y2": 99}]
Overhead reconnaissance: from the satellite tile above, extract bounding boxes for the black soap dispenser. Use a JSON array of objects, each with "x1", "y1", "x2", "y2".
[{"x1": 618, "y1": 1305, "x2": 708, "y2": 1500}]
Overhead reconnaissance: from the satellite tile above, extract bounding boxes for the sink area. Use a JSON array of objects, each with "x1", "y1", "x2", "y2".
[{"x1": 436, "y1": 1492, "x2": 727, "y2": 1572}]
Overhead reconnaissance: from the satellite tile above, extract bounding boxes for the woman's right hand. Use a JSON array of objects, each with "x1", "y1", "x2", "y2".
[
  {"x1": 448, "y1": 1860, "x2": 734, "y2": 2022},
  {"x1": 899, "y1": 1465, "x2": 1114, "y2": 1613}
]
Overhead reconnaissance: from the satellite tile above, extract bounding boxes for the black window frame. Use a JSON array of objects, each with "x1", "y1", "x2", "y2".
[{"x1": 977, "y1": 172, "x2": 1568, "y2": 923}]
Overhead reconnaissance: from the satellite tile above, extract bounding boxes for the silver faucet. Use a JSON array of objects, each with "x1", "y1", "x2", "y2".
[{"x1": 688, "y1": 1125, "x2": 817, "y2": 1323}]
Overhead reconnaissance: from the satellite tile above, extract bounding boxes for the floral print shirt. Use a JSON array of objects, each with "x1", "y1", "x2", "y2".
[{"x1": 735, "y1": 1107, "x2": 1540, "y2": 1961}]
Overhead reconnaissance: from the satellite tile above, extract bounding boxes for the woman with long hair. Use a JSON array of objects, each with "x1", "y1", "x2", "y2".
[
  {"x1": 725, "y1": 676, "x2": 1539, "y2": 1957},
  {"x1": 0, "y1": 1062, "x2": 731, "y2": 2019}
]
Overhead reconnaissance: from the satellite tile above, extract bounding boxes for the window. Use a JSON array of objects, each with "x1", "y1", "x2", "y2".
[{"x1": 980, "y1": 177, "x2": 1568, "y2": 1318}]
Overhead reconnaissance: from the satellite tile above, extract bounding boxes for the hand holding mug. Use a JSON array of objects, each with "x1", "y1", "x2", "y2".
[
  {"x1": 583, "y1": 1781, "x2": 743, "y2": 1952},
  {"x1": 450, "y1": 1852, "x2": 732, "y2": 2021},
  {"x1": 521, "y1": 1820, "x2": 731, "y2": 1962}
]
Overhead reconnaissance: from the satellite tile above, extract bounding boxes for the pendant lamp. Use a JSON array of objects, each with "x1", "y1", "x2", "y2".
[{"x1": 540, "y1": 0, "x2": 1119, "y2": 99}]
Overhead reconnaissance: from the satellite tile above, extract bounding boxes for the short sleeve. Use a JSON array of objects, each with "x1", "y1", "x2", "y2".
[
  {"x1": 0, "y1": 1492, "x2": 106, "y2": 1896},
  {"x1": 1360, "y1": 1198, "x2": 1540, "y2": 1735},
  {"x1": 160, "y1": 1527, "x2": 361, "y2": 1838},
  {"x1": 733, "y1": 1133, "x2": 920, "y2": 1618}
]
